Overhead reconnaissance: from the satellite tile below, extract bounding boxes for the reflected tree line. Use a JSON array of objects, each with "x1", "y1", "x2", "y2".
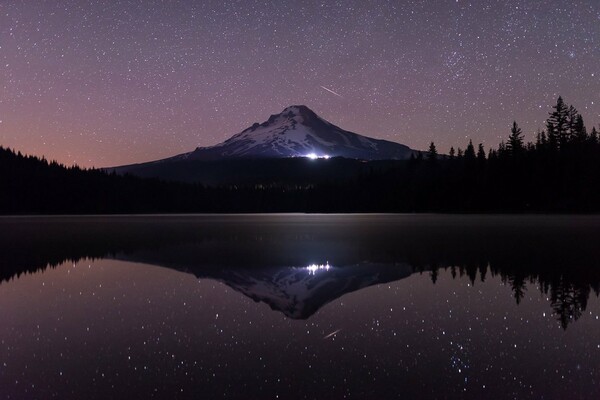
[
  {"x1": 1, "y1": 215, "x2": 598, "y2": 330},
  {"x1": 2, "y1": 256, "x2": 596, "y2": 329},
  {"x1": 1, "y1": 97, "x2": 599, "y2": 213},
  {"x1": 423, "y1": 262, "x2": 598, "y2": 330}
]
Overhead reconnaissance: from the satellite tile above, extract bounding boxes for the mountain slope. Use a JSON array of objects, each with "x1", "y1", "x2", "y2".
[
  {"x1": 109, "y1": 105, "x2": 416, "y2": 184},
  {"x1": 114, "y1": 105, "x2": 415, "y2": 167},
  {"x1": 176, "y1": 105, "x2": 415, "y2": 161},
  {"x1": 195, "y1": 263, "x2": 415, "y2": 319}
]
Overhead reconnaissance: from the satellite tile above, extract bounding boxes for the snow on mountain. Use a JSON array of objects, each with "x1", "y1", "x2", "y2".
[
  {"x1": 172, "y1": 105, "x2": 415, "y2": 161},
  {"x1": 200, "y1": 263, "x2": 415, "y2": 319},
  {"x1": 107, "y1": 105, "x2": 418, "y2": 182},
  {"x1": 112, "y1": 246, "x2": 416, "y2": 320}
]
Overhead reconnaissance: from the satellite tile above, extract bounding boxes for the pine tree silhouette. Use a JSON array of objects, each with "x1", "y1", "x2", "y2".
[{"x1": 507, "y1": 121, "x2": 524, "y2": 154}]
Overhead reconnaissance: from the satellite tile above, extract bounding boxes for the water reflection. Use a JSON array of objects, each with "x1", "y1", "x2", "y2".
[
  {"x1": 1, "y1": 215, "x2": 600, "y2": 399},
  {"x1": 1, "y1": 214, "x2": 599, "y2": 329},
  {"x1": 2, "y1": 258, "x2": 599, "y2": 399},
  {"x1": 428, "y1": 263, "x2": 600, "y2": 329},
  {"x1": 194, "y1": 263, "x2": 413, "y2": 319}
]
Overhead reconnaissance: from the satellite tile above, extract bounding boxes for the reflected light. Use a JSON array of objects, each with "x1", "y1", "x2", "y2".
[{"x1": 306, "y1": 262, "x2": 331, "y2": 274}]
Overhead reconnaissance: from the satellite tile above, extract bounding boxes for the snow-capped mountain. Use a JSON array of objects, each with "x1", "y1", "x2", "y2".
[
  {"x1": 173, "y1": 105, "x2": 414, "y2": 160},
  {"x1": 108, "y1": 105, "x2": 417, "y2": 183},
  {"x1": 114, "y1": 243, "x2": 417, "y2": 319},
  {"x1": 199, "y1": 263, "x2": 415, "y2": 319}
]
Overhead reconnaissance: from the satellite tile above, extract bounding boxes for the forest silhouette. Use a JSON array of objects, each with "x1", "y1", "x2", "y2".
[
  {"x1": 1, "y1": 97, "x2": 599, "y2": 213},
  {"x1": 0, "y1": 214, "x2": 598, "y2": 329}
]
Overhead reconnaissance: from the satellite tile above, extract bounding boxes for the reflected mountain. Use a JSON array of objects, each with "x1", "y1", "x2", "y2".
[
  {"x1": 1, "y1": 215, "x2": 599, "y2": 327},
  {"x1": 112, "y1": 240, "x2": 416, "y2": 319},
  {"x1": 191, "y1": 263, "x2": 414, "y2": 319}
]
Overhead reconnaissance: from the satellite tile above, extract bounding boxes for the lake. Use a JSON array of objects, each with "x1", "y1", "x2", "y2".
[{"x1": 0, "y1": 214, "x2": 599, "y2": 399}]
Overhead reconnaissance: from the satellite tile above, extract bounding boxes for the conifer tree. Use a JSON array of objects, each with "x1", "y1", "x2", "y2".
[
  {"x1": 547, "y1": 96, "x2": 569, "y2": 149},
  {"x1": 498, "y1": 141, "x2": 506, "y2": 156},
  {"x1": 427, "y1": 142, "x2": 438, "y2": 161},
  {"x1": 590, "y1": 127, "x2": 599, "y2": 145},
  {"x1": 464, "y1": 140, "x2": 476, "y2": 160},
  {"x1": 477, "y1": 143, "x2": 486, "y2": 162},
  {"x1": 567, "y1": 105, "x2": 579, "y2": 142},
  {"x1": 535, "y1": 129, "x2": 547, "y2": 149},
  {"x1": 507, "y1": 121, "x2": 524, "y2": 154},
  {"x1": 573, "y1": 114, "x2": 587, "y2": 143}
]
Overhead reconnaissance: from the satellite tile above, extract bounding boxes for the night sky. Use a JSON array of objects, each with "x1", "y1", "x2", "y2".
[{"x1": 1, "y1": 0, "x2": 599, "y2": 167}]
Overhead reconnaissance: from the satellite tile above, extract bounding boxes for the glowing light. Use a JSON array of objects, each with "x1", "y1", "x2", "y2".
[
  {"x1": 306, "y1": 262, "x2": 331, "y2": 274},
  {"x1": 305, "y1": 153, "x2": 331, "y2": 160}
]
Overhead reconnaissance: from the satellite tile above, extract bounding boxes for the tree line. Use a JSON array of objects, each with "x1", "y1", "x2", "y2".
[
  {"x1": 0, "y1": 96, "x2": 599, "y2": 213},
  {"x1": 407, "y1": 96, "x2": 600, "y2": 212}
]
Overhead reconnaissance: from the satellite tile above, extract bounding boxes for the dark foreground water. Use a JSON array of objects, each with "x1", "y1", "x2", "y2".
[{"x1": 0, "y1": 215, "x2": 599, "y2": 399}]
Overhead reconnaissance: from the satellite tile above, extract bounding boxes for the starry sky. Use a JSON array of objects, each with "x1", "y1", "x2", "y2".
[
  {"x1": 2, "y1": 258, "x2": 600, "y2": 398},
  {"x1": 1, "y1": 0, "x2": 599, "y2": 167}
]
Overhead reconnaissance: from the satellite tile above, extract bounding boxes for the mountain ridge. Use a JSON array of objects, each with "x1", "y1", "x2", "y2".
[
  {"x1": 115, "y1": 105, "x2": 416, "y2": 167},
  {"x1": 108, "y1": 105, "x2": 418, "y2": 184}
]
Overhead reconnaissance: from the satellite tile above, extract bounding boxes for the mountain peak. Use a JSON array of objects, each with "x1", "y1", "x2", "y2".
[
  {"x1": 181, "y1": 105, "x2": 415, "y2": 160},
  {"x1": 280, "y1": 104, "x2": 315, "y2": 117},
  {"x1": 257, "y1": 105, "x2": 320, "y2": 129},
  {"x1": 197, "y1": 263, "x2": 415, "y2": 319},
  {"x1": 131, "y1": 106, "x2": 415, "y2": 163},
  {"x1": 281, "y1": 104, "x2": 311, "y2": 113}
]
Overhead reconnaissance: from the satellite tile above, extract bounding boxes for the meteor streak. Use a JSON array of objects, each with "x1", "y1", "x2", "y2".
[
  {"x1": 320, "y1": 85, "x2": 343, "y2": 98},
  {"x1": 323, "y1": 329, "x2": 342, "y2": 339}
]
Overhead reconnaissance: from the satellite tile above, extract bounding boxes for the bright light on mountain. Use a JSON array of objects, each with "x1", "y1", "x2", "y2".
[
  {"x1": 306, "y1": 262, "x2": 331, "y2": 274},
  {"x1": 306, "y1": 153, "x2": 330, "y2": 160}
]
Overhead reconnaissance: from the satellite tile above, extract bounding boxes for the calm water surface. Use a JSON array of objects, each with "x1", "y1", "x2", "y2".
[{"x1": 0, "y1": 214, "x2": 599, "y2": 399}]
